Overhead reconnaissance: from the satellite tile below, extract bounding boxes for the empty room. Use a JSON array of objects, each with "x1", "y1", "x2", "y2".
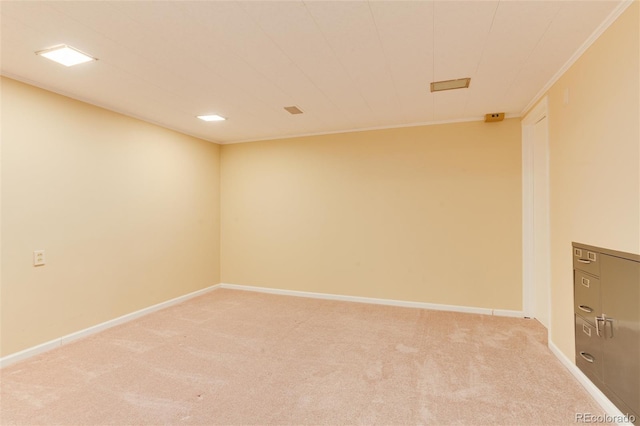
[{"x1": 1, "y1": 1, "x2": 639, "y2": 425}]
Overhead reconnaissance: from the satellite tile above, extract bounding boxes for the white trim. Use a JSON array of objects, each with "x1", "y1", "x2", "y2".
[
  {"x1": 219, "y1": 283, "x2": 524, "y2": 318},
  {"x1": 520, "y1": 0, "x2": 634, "y2": 117},
  {"x1": 521, "y1": 122, "x2": 535, "y2": 320},
  {"x1": 549, "y1": 342, "x2": 635, "y2": 426},
  {"x1": 493, "y1": 309, "x2": 526, "y2": 318},
  {"x1": 0, "y1": 284, "x2": 221, "y2": 368},
  {"x1": 521, "y1": 97, "x2": 549, "y2": 323},
  {"x1": 0, "y1": 338, "x2": 62, "y2": 370},
  {"x1": 2, "y1": 72, "x2": 522, "y2": 146},
  {"x1": 0, "y1": 72, "x2": 224, "y2": 145},
  {"x1": 226, "y1": 113, "x2": 520, "y2": 145},
  {"x1": 1, "y1": 282, "x2": 525, "y2": 368}
]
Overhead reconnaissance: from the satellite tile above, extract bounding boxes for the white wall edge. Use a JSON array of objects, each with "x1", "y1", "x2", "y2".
[
  {"x1": 0, "y1": 283, "x2": 221, "y2": 368},
  {"x1": 219, "y1": 283, "x2": 524, "y2": 318},
  {"x1": 548, "y1": 341, "x2": 635, "y2": 426},
  {"x1": 520, "y1": 0, "x2": 634, "y2": 117}
]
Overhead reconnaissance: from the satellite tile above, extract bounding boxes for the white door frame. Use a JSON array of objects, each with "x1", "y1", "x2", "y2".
[{"x1": 521, "y1": 96, "x2": 549, "y2": 322}]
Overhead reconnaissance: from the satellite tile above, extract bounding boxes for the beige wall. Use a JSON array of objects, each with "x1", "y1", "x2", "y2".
[
  {"x1": 221, "y1": 120, "x2": 522, "y2": 310},
  {"x1": 545, "y1": 2, "x2": 640, "y2": 359},
  {"x1": 1, "y1": 77, "x2": 221, "y2": 357}
]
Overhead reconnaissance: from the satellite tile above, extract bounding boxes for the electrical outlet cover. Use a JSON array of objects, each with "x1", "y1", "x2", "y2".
[{"x1": 33, "y1": 250, "x2": 45, "y2": 266}]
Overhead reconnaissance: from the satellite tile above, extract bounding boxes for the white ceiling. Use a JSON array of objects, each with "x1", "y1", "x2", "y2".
[{"x1": 0, "y1": 1, "x2": 627, "y2": 144}]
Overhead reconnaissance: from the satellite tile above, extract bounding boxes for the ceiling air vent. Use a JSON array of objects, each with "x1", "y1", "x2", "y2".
[
  {"x1": 430, "y1": 78, "x2": 471, "y2": 92},
  {"x1": 284, "y1": 106, "x2": 304, "y2": 115}
]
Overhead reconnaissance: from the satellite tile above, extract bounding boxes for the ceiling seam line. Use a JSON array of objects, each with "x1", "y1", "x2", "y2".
[
  {"x1": 462, "y1": 0, "x2": 500, "y2": 117},
  {"x1": 367, "y1": 1, "x2": 403, "y2": 116},
  {"x1": 52, "y1": 2, "x2": 268, "y2": 130},
  {"x1": 500, "y1": 4, "x2": 563, "y2": 104},
  {"x1": 237, "y1": 2, "x2": 350, "y2": 128},
  {"x1": 105, "y1": 4, "x2": 290, "y2": 138},
  {"x1": 301, "y1": 0, "x2": 377, "y2": 119}
]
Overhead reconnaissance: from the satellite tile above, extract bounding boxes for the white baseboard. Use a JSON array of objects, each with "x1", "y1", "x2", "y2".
[
  {"x1": 0, "y1": 283, "x2": 221, "y2": 369},
  {"x1": 1, "y1": 283, "x2": 524, "y2": 369},
  {"x1": 492, "y1": 308, "x2": 525, "y2": 318},
  {"x1": 4, "y1": 280, "x2": 633, "y2": 423},
  {"x1": 548, "y1": 342, "x2": 635, "y2": 426},
  {"x1": 218, "y1": 283, "x2": 524, "y2": 318}
]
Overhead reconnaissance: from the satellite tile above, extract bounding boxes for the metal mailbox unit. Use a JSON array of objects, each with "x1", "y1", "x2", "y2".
[{"x1": 573, "y1": 242, "x2": 639, "y2": 423}]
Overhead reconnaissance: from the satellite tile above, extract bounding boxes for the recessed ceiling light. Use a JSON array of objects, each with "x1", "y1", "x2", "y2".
[
  {"x1": 430, "y1": 78, "x2": 471, "y2": 92},
  {"x1": 197, "y1": 114, "x2": 226, "y2": 122},
  {"x1": 36, "y1": 45, "x2": 96, "y2": 67},
  {"x1": 284, "y1": 106, "x2": 304, "y2": 115}
]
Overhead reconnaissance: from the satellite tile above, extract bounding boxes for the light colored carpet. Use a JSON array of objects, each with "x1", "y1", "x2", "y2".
[{"x1": 1, "y1": 288, "x2": 604, "y2": 425}]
